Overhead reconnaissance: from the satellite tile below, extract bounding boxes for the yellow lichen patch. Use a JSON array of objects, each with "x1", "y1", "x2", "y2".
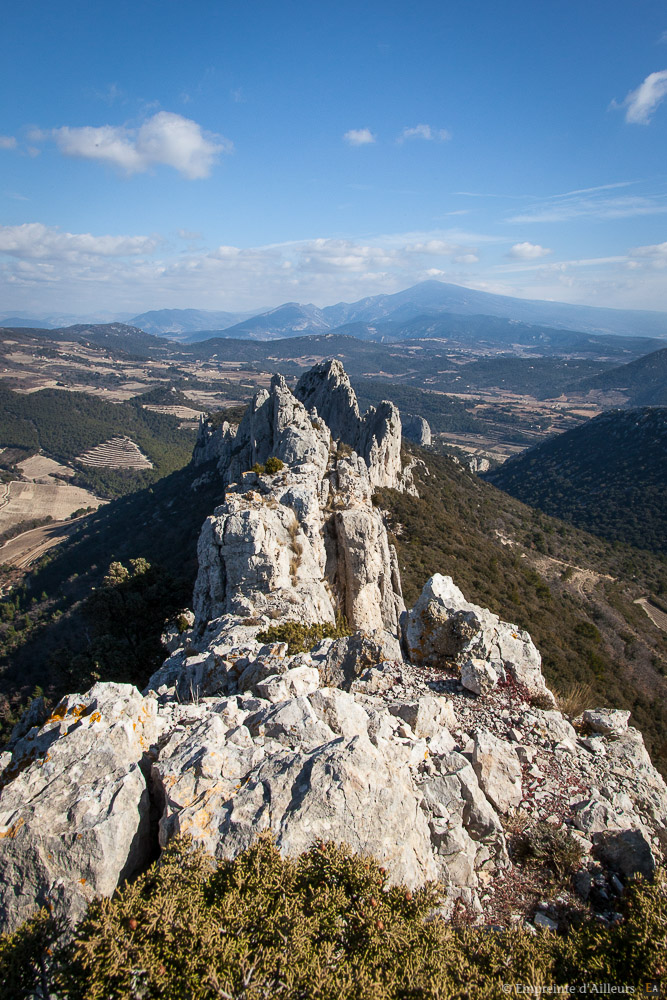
[
  {"x1": 88, "y1": 711, "x2": 102, "y2": 724},
  {"x1": 78, "y1": 877, "x2": 87, "y2": 885},
  {"x1": 71, "y1": 703, "x2": 87, "y2": 716},
  {"x1": 45, "y1": 703, "x2": 68, "y2": 725},
  {"x1": 0, "y1": 816, "x2": 25, "y2": 839}
]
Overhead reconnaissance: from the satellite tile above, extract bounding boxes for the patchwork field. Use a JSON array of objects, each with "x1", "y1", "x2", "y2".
[
  {"x1": 143, "y1": 404, "x2": 206, "y2": 419},
  {"x1": 16, "y1": 455, "x2": 74, "y2": 483},
  {"x1": 77, "y1": 436, "x2": 153, "y2": 469},
  {"x1": 635, "y1": 598, "x2": 667, "y2": 632},
  {"x1": 0, "y1": 481, "x2": 103, "y2": 533}
]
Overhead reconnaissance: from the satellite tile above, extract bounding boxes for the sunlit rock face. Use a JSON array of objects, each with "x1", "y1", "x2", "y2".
[{"x1": 1, "y1": 360, "x2": 666, "y2": 936}]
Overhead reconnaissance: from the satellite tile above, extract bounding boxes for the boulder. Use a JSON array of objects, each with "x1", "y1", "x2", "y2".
[
  {"x1": 390, "y1": 696, "x2": 457, "y2": 738},
  {"x1": 583, "y1": 709, "x2": 631, "y2": 736},
  {"x1": 314, "y1": 631, "x2": 402, "y2": 689},
  {"x1": 405, "y1": 575, "x2": 555, "y2": 706},
  {"x1": 161, "y1": 734, "x2": 438, "y2": 889},
  {"x1": 0, "y1": 683, "x2": 163, "y2": 933},
  {"x1": 471, "y1": 730, "x2": 523, "y2": 813},
  {"x1": 460, "y1": 658, "x2": 503, "y2": 696},
  {"x1": 593, "y1": 829, "x2": 655, "y2": 879}
]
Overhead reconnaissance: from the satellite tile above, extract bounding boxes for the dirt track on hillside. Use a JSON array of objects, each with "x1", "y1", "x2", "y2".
[{"x1": 0, "y1": 520, "x2": 81, "y2": 569}]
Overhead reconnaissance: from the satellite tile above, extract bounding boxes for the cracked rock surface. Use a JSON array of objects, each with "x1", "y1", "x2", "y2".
[{"x1": 1, "y1": 361, "x2": 665, "y2": 935}]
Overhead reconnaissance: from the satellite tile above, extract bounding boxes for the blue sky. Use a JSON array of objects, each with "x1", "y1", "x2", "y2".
[{"x1": 2, "y1": 0, "x2": 667, "y2": 317}]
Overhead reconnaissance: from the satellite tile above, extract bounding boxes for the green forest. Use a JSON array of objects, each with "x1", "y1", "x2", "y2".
[
  {"x1": 0, "y1": 387, "x2": 195, "y2": 497},
  {"x1": 486, "y1": 407, "x2": 667, "y2": 553}
]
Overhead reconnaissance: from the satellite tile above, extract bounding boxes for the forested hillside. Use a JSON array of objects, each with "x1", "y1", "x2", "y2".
[
  {"x1": 485, "y1": 407, "x2": 667, "y2": 553},
  {"x1": 573, "y1": 346, "x2": 667, "y2": 405},
  {"x1": 351, "y1": 378, "x2": 482, "y2": 433},
  {"x1": 0, "y1": 387, "x2": 195, "y2": 497}
]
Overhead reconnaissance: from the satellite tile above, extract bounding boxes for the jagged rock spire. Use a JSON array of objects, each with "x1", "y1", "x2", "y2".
[{"x1": 194, "y1": 359, "x2": 404, "y2": 491}]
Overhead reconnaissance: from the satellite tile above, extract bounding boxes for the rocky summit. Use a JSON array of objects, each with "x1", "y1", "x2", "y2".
[{"x1": 0, "y1": 360, "x2": 666, "y2": 935}]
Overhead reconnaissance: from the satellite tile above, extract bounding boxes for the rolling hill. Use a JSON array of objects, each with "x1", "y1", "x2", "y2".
[
  {"x1": 485, "y1": 407, "x2": 667, "y2": 552},
  {"x1": 129, "y1": 308, "x2": 255, "y2": 339},
  {"x1": 572, "y1": 346, "x2": 667, "y2": 405},
  {"x1": 0, "y1": 322, "x2": 171, "y2": 356}
]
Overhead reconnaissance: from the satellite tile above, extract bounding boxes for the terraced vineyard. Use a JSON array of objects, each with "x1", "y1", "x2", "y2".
[{"x1": 76, "y1": 436, "x2": 153, "y2": 469}]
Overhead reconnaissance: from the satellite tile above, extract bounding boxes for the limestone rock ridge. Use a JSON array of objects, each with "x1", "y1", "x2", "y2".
[{"x1": 0, "y1": 360, "x2": 665, "y2": 936}]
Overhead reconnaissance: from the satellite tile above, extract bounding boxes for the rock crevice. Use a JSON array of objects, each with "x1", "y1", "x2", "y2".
[{"x1": 0, "y1": 360, "x2": 665, "y2": 935}]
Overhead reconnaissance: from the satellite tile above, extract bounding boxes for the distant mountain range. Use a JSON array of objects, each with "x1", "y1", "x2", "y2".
[
  {"x1": 4, "y1": 281, "x2": 667, "y2": 347},
  {"x1": 128, "y1": 280, "x2": 667, "y2": 342},
  {"x1": 485, "y1": 407, "x2": 667, "y2": 553},
  {"x1": 128, "y1": 308, "x2": 260, "y2": 339}
]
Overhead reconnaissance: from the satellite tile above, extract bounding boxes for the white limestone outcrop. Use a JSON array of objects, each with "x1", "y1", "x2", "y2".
[{"x1": 0, "y1": 360, "x2": 665, "y2": 938}]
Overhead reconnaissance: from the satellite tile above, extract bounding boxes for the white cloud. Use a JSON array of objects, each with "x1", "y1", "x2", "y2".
[
  {"x1": 4, "y1": 223, "x2": 667, "y2": 315},
  {"x1": 630, "y1": 240, "x2": 667, "y2": 258},
  {"x1": 617, "y1": 69, "x2": 667, "y2": 124},
  {"x1": 0, "y1": 136, "x2": 17, "y2": 150},
  {"x1": 47, "y1": 112, "x2": 231, "y2": 178},
  {"x1": 343, "y1": 128, "x2": 376, "y2": 146},
  {"x1": 398, "y1": 124, "x2": 451, "y2": 143},
  {"x1": 0, "y1": 223, "x2": 156, "y2": 259},
  {"x1": 508, "y1": 242, "x2": 552, "y2": 259},
  {"x1": 629, "y1": 241, "x2": 667, "y2": 268},
  {"x1": 405, "y1": 239, "x2": 461, "y2": 255}
]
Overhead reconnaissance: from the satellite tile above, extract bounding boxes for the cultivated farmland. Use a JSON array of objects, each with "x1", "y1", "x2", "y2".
[{"x1": 76, "y1": 436, "x2": 153, "y2": 469}]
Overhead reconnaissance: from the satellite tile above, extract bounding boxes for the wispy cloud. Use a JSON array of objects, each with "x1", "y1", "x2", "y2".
[
  {"x1": 508, "y1": 242, "x2": 552, "y2": 259},
  {"x1": 508, "y1": 193, "x2": 667, "y2": 223},
  {"x1": 0, "y1": 223, "x2": 156, "y2": 259},
  {"x1": 343, "y1": 128, "x2": 376, "y2": 146},
  {"x1": 549, "y1": 181, "x2": 636, "y2": 199},
  {"x1": 0, "y1": 136, "x2": 17, "y2": 150},
  {"x1": 614, "y1": 69, "x2": 667, "y2": 124},
  {"x1": 94, "y1": 82, "x2": 125, "y2": 106},
  {"x1": 37, "y1": 112, "x2": 232, "y2": 178},
  {"x1": 397, "y1": 123, "x2": 451, "y2": 143}
]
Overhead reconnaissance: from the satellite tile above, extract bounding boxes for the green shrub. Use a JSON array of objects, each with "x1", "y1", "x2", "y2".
[
  {"x1": 1, "y1": 838, "x2": 666, "y2": 999},
  {"x1": 257, "y1": 616, "x2": 350, "y2": 654},
  {"x1": 264, "y1": 456, "x2": 284, "y2": 474},
  {"x1": 574, "y1": 621, "x2": 602, "y2": 644},
  {"x1": 511, "y1": 822, "x2": 585, "y2": 883}
]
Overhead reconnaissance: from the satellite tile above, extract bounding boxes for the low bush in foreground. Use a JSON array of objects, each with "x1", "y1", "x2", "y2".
[
  {"x1": 257, "y1": 616, "x2": 350, "y2": 654},
  {"x1": 1, "y1": 837, "x2": 665, "y2": 999}
]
